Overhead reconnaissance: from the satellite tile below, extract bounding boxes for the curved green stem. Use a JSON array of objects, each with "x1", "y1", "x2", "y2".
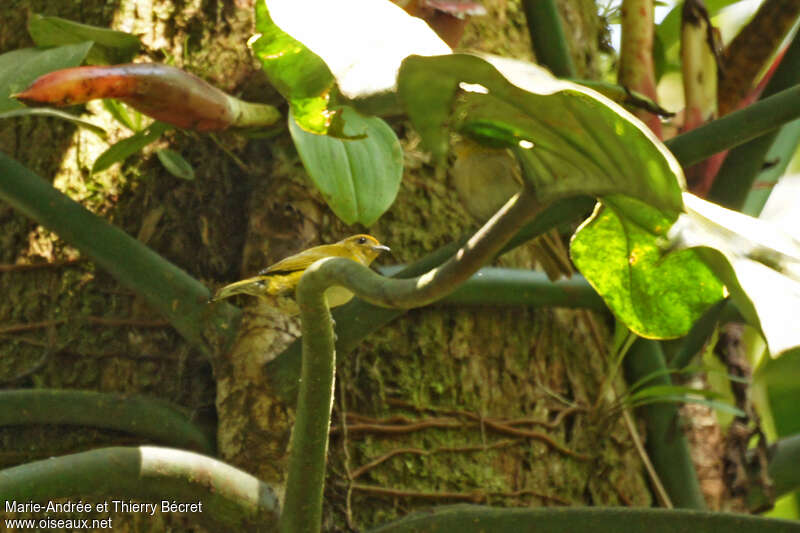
[
  {"x1": 665, "y1": 85, "x2": 800, "y2": 168},
  {"x1": 278, "y1": 269, "x2": 336, "y2": 533},
  {"x1": 0, "y1": 389, "x2": 214, "y2": 454},
  {"x1": 708, "y1": 30, "x2": 800, "y2": 211},
  {"x1": 367, "y1": 505, "x2": 800, "y2": 533},
  {"x1": 266, "y1": 195, "x2": 595, "y2": 405},
  {"x1": 0, "y1": 446, "x2": 280, "y2": 532},
  {"x1": 301, "y1": 185, "x2": 544, "y2": 311},
  {"x1": 228, "y1": 96, "x2": 282, "y2": 128},
  {"x1": 280, "y1": 184, "x2": 544, "y2": 533},
  {"x1": 522, "y1": 0, "x2": 576, "y2": 78},
  {"x1": 0, "y1": 151, "x2": 240, "y2": 354},
  {"x1": 624, "y1": 339, "x2": 706, "y2": 509}
]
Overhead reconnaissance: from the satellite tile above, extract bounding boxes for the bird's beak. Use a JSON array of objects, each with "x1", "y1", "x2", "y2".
[{"x1": 372, "y1": 244, "x2": 391, "y2": 253}]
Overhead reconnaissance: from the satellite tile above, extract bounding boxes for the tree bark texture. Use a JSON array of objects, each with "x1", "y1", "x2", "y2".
[{"x1": 0, "y1": 1, "x2": 652, "y2": 531}]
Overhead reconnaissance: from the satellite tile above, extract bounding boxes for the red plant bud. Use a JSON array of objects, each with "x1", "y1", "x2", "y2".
[{"x1": 14, "y1": 63, "x2": 237, "y2": 131}]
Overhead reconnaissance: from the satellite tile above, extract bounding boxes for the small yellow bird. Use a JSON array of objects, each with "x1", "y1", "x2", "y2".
[{"x1": 211, "y1": 234, "x2": 390, "y2": 311}]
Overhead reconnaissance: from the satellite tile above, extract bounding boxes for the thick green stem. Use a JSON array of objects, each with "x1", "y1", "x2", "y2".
[
  {"x1": 278, "y1": 281, "x2": 336, "y2": 533},
  {"x1": 624, "y1": 339, "x2": 706, "y2": 509},
  {"x1": 367, "y1": 505, "x2": 800, "y2": 533},
  {"x1": 521, "y1": 0, "x2": 576, "y2": 78},
  {"x1": 665, "y1": 85, "x2": 800, "y2": 168},
  {"x1": 0, "y1": 151, "x2": 239, "y2": 353},
  {"x1": 0, "y1": 446, "x2": 280, "y2": 532},
  {"x1": 229, "y1": 96, "x2": 282, "y2": 128},
  {"x1": 299, "y1": 185, "x2": 544, "y2": 311},
  {"x1": 280, "y1": 184, "x2": 544, "y2": 533},
  {"x1": 266, "y1": 195, "x2": 595, "y2": 404},
  {"x1": 0, "y1": 389, "x2": 214, "y2": 454},
  {"x1": 708, "y1": 31, "x2": 800, "y2": 210},
  {"x1": 379, "y1": 266, "x2": 605, "y2": 310}
]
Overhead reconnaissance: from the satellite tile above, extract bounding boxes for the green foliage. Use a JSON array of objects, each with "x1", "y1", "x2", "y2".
[
  {"x1": 671, "y1": 193, "x2": 800, "y2": 358},
  {"x1": 156, "y1": 148, "x2": 195, "y2": 180},
  {"x1": 571, "y1": 196, "x2": 724, "y2": 338},
  {"x1": 27, "y1": 14, "x2": 140, "y2": 65},
  {"x1": 92, "y1": 121, "x2": 172, "y2": 173},
  {"x1": 102, "y1": 99, "x2": 143, "y2": 131},
  {"x1": 398, "y1": 54, "x2": 684, "y2": 213},
  {"x1": 254, "y1": 0, "x2": 449, "y2": 103},
  {"x1": 288, "y1": 106, "x2": 402, "y2": 226},
  {"x1": 251, "y1": 0, "x2": 334, "y2": 133},
  {"x1": 0, "y1": 42, "x2": 92, "y2": 112}
]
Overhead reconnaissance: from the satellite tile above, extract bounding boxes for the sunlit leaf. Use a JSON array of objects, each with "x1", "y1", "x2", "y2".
[
  {"x1": 27, "y1": 14, "x2": 140, "y2": 65},
  {"x1": 156, "y1": 149, "x2": 194, "y2": 180},
  {"x1": 571, "y1": 195, "x2": 725, "y2": 338},
  {"x1": 0, "y1": 108, "x2": 106, "y2": 137},
  {"x1": 0, "y1": 42, "x2": 92, "y2": 113},
  {"x1": 288, "y1": 106, "x2": 402, "y2": 226},
  {"x1": 670, "y1": 193, "x2": 800, "y2": 358},
  {"x1": 262, "y1": 0, "x2": 450, "y2": 100},
  {"x1": 251, "y1": 0, "x2": 334, "y2": 133},
  {"x1": 92, "y1": 121, "x2": 172, "y2": 173}
]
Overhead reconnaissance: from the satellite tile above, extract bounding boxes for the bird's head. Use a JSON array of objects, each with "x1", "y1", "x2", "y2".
[{"x1": 338, "y1": 234, "x2": 391, "y2": 266}]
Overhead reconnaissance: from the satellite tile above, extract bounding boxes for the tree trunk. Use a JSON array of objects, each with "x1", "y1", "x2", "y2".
[{"x1": 0, "y1": 0, "x2": 653, "y2": 531}]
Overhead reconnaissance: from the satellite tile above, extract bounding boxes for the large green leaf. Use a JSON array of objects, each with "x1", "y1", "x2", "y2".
[
  {"x1": 260, "y1": 0, "x2": 450, "y2": 100},
  {"x1": 670, "y1": 193, "x2": 800, "y2": 358},
  {"x1": 251, "y1": 0, "x2": 334, "y2": 133},
  {"x1": 397, "y1": 53, "x2": 714, "y2": 338},
  {"x1": 571, "y1": 195, "x2": 724, "y2": 338},
  {"x1": 0, "y1": 42, "x2": 92, "y2": 113},
  {"x1": 288, "y1": 106, "x2": 402, "y2": 226},
  {"x1": 252, "y1": 0, "x2": 449, "y2": 131},
  {"x1": 398, "y1": 53, "x2": 685, "y2": 213},
  {"x1": 27, "y1": 14, "x2": 140, "y2": 65}
]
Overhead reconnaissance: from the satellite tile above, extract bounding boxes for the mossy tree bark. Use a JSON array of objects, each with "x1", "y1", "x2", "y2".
[{"x1": 1, "y1": 0, "x2": 652, "y2": 531}]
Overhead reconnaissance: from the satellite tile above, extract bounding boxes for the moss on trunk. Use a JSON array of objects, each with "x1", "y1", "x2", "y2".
[{"x1": 1, "y1": 1, "x2": 653, "y2": 531}]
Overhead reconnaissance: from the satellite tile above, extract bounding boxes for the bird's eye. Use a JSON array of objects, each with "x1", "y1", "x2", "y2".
[{"x1": 357, "y1": 236, "x2": 367, "y2": 244}]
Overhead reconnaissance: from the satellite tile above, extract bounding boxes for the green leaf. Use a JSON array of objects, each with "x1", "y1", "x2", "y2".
[
  {"x1": 259, "y1": 0, "x2": 449, "y2": 99},
  {"x1": 0, "y1": 108, "x2": 106, "y2": 138},
  {"x1": 288, "y1": 106, "x2": 402, "y2": 226},
  {"x1": 102, "y1": 99, "x2": 142, "y2": 131},
  {"x1": 27, "y1": 14, "x2": 140, "y2": 65},
  {"x1": 670, "y1": 193, "x2": 800, "y2": 358},
  {"x1": 92, "y1": 121, "x2": 172, "y2": 173},
  {"x1": 251, "y1": 1, "x2": 334, "y2": 133},
  {"x1": 156, "y1": 149, "x2": 195, "y2": 180},
  {"x1": 571, "y1": 195, "x2": 725, "y2": 338},
  {"x1": 628, "y1": 384, "x2": 726, "y2": 402},
  {"x1": 627, "y1": 394, "x2": 746, "y2": 417},
  {"x1": 398, "y1": 53, "x2": 685, "y2": 213},
  {"x1": 0, "y1": 42, "x2": 93, "y2": 113}
]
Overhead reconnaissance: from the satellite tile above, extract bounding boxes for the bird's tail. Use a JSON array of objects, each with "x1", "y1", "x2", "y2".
[{"x1": 211, "y1": 276, "x2": 269, "y2": 301}]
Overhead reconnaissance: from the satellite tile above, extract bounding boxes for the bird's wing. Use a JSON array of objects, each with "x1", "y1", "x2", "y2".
[{"x1": 260, "y1": 244, "x2": 337, "y2": 275}]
